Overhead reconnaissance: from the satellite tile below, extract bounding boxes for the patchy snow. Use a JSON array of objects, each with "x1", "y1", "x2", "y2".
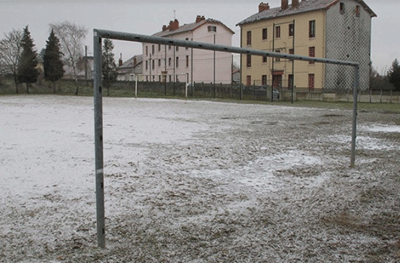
[
  {"x1": 1, "y1": 95, "x2": 400, "y2": 262},
  {"x1": 327, "y1": 134, "x2": 400, "y2": 151},
  {"x1": 361, "y1": 124, "x2": 400, "y2": 133}
]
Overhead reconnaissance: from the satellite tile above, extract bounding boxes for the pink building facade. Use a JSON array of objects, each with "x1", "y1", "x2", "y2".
[{"x1": 143, "y1": 16, "x2": 234, "y2": 84}]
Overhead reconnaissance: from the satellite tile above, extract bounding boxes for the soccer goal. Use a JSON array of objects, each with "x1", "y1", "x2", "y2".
[
  {"x1": 133, "y1": 73, "x2": 189, "y2": 99},
  {"x1": 93, "y1": 29, "x2": 360, "y2": 248},
  {"x1": 170, "y1": 73, "x2": 190, "y2": 98}
]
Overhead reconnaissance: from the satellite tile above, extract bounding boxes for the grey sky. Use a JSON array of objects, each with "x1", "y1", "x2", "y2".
[{"x1": 0, "y1": 0, "x2": 397, "y2": 75}]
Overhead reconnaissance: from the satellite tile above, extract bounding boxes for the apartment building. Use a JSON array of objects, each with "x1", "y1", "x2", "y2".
[
  {"x1": 237, "y1": 0, "x2": 376, "y2": 90},
  {"x1": 143, "y1": 16, "x2": 234, "y2": 84}
]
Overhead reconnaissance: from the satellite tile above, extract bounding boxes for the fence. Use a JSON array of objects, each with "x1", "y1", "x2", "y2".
[{"x1": 107, "y1": 79, "x2": 400, "y2": 103}]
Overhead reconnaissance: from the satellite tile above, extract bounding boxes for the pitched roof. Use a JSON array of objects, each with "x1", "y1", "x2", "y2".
[
  {"x1": 153, "y1": 18, "x2": 235, "y2": 37},
  {"x1": 237, "y1": 0, "x2": 376, "y2": 26},
  {"x1": 118, "y1": 55, "x2": 143, "y2": 70}
]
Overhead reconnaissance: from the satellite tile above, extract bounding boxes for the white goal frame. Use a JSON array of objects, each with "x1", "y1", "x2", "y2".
[
  {"x1": 170, "y1": 73, "x2": 189, "y2": 98},
  {"x1": 93, "y1": 29, "x2": 360, "y2": 248}
]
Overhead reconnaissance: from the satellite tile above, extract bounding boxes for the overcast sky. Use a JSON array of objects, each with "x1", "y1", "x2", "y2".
[{"x1": 0, "y1": 0, "x2": 398, "y2": 75}]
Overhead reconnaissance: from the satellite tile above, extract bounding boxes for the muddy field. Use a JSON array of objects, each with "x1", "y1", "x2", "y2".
[{"x1": 1, "y1": 96, "x2": 400, "y2": 262}]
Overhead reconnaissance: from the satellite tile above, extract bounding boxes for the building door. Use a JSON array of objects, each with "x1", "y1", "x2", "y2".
[{"x1": 272, "y1": 75, "x2": 282, "y2": 88}]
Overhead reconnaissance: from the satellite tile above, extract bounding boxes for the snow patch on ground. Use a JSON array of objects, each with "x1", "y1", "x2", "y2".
[
  {"x1": 1, "y1": 96, "x2": 399, "y2": 262},
  {"x1": 327, "y1": 134, "x2": 400, "y2": 151},
  {"x1": 361, "y1": 124, "x2": 400, "y2": 133}
]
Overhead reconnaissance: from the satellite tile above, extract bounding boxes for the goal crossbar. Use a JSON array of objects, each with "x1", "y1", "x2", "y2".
[{"x1": 93, "y1": 29, "x2": 360, "y2": 249}]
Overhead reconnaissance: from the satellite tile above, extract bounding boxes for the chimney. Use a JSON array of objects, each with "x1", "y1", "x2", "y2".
[
  {"x1": 259, "y1": 2, "x2": 270, "y2": 13},
  {"x1": 292, "y1": 0, "x2": 299, "y2": 8},
  {"x1": 281, "y1": 0, "x2": 289, "y2": 10},
  {"x1": 196, "y1": 15, "x2": 206, "y2": 23},
  {"x1": 162, "y1": 25, "x2": 168, "y2": 31},
  {"x1": 119, "y1": 53, "x2": 123, "y2": 67},
  {"x1": 169, "y1": 19, "x2": 179, "y2": 31}
]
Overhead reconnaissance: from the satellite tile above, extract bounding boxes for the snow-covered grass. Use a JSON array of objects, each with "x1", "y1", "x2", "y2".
[{"x1": 1, "y1": 95, "x2": 400, "y2": 262}]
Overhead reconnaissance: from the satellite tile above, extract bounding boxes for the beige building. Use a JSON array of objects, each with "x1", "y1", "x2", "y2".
[
  {"x1": 143, "y1": 16, "x2": 234, "y2": 84},
  {"x1": 237, "y1": 0, "x2": 376, "y2": 90}
]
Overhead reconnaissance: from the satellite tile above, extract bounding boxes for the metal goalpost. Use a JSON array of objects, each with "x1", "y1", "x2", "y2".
[{"x1": 93, "y1": 28, "x2": 360, "y2": 248}]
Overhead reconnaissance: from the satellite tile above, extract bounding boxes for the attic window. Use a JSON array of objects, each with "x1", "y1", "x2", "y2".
[
  {"x1": 340, "y1": 2, "x2": 345, "y2": 13},
  {"x1": 208, "y1": 26, "x2": 217, "y2": 32},
  {"x1": 355, "y1": 5, "x2": 360, "y2": 17}
]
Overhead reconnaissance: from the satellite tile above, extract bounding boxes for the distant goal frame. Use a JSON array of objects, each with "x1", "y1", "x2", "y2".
[{"x1": 93, "y1": 28, "x2": 360, "y2": 248}]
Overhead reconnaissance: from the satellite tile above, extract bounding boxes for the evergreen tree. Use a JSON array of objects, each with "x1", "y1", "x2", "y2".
[
  {"x1": 18, "y1": 26, "x2": 39, "y2": 93},
  {"x1": 102, "y1": 39, "x2": 117, "y2": 96},
  {"x1": 43, "y1": 30, "x2": 64, "y2": 93},
  {"x1": 388, "y1": 59, "x2": 400, "y2": 91}
]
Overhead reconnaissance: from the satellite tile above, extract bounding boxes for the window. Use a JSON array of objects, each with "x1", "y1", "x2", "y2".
[
  {"x1": 168, "y1": 57, "x2": 171, "y2": 66},
  {"x1": 246, "y1": 54, "x2": 251, "y2": 67},
  {"x1": 152, "y1": 59, "x2": 155, "y2": 70},
  {"x1": 263, "y1": 56, "x2": 267, "y2": 63},
  {"x1": 186, "y1": 55, "x2": 189, "y2": 67},
  {"x1": 262, "y1": 75, "x2": 267, "y2": 85},
  {"x1": 276, "y1": 26, "x2": 281, "y2": 38},
  {"x1": 275, "y1": 49, "x2": 280, "y2": 62},
  {"x1": 145, "y1": 60, "x2": 148, "y2": 70},
  {"x1": 176, "y1": 57, "x2": 179, "y2": 68},
  {"x1": 309, "y1": 20, "x2": 316, "y2": 38},
  {"x1": 168, "y1": 45, "x2": 172, "y2": 50},
  {"x1": 289, "y1": 48, "x2": 294, "y2": 61},
  {"x1": 169, "y1": 75, "x2": 172, "y2": 82},
  {"x1": 158, "y1": 59, "x2": 161, "y2": 67},
  {"x1": 246, "y1": 75, "x2": 251, "y2": 86},
  {"x1": 309, "y1": 47, "x2": 315, "y2": 64},
  {"x1": 158, "y1": 44, "x2": 161, "y2": 51},
  {"x1": 262, "y1": 28, "x2": 268, "y2": 40},
  {"x1": 308, "y1": 74, "x2": 315, "y2": 90},
  {"x1": 340, "y1": 2, "x2": 345, "y2": 13},
  {"x1": 146, "y1": 46, "x2": 148, "y2": 56},
  {"x1": 208, "y1": 26, "x2": 217, "y2": 32},
  {"x1": 289, "y1": 24, "x2": 294, "y2": 37},
  {"x1": 176, "y1": 46, "x2": 179, "y2": 52},
  {"x1": 246, "y1": 31, "x2": 252, "y2": 45},
  {"x1": 355, "y1": 5, "x2": 360, "y2": 17},
  {"x1": 152, "y1": 45, "x2": 155, "y2": 55}
]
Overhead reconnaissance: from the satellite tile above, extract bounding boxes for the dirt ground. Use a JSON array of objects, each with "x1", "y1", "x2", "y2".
[{"x1": 1, "y1": 96, "x2": 399, "y2": 262}]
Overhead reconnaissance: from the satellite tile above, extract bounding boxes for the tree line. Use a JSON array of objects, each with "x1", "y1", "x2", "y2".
[
  {"x1": 370, "y1": 59, "x2": 400, "y2": 92},
  {"x1": 0, "y1": 21, "x2": 117, "y2": 95}
]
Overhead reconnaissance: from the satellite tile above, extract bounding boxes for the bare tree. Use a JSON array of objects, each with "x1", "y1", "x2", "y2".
[
  {"x1": 0, "y1": 29, "x2": 23, "y2": 93},
  {"x1": 50, "y1": 21, "x2": 87, "y2": 95}
]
